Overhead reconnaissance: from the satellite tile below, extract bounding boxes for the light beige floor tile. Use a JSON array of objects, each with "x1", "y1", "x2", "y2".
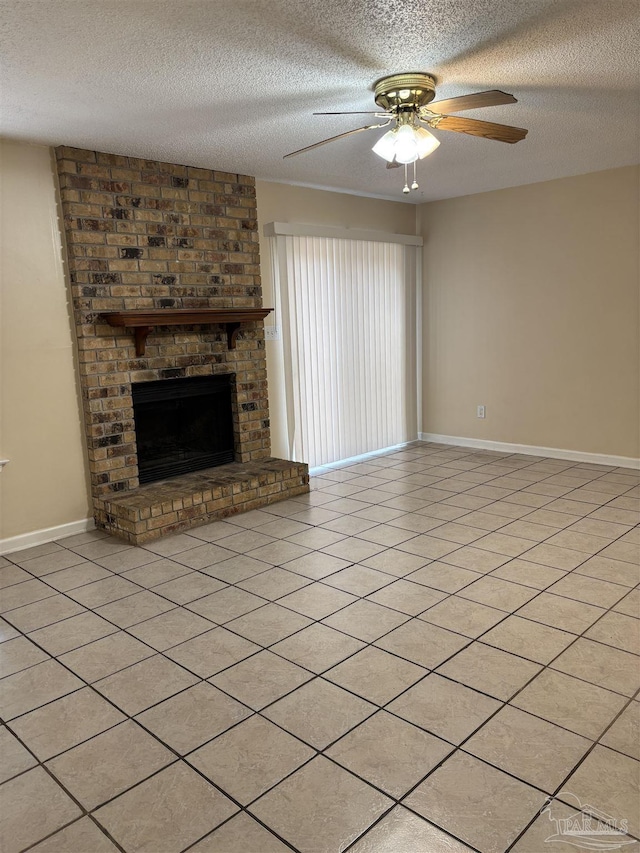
[
  {"x1": 67, "y1": 539, "x2": 132, "y2": 561},
  {"x1": 386, "y1": 513, "x2": 449, "y2": 534},
  {"x1": 367, "y1": 579, "x2": 446, "y2": 615},
  {"x1": 150, "y1": 573, "x2": 226, "y2": 604},
  {"x1": 94, "y1": 653, "x2": 198, "y2": 714},
  {"x1": 472, "y1": 532, "x2": 535, "y2": 557},
  {"x1": 190, "y1": 812, "x2": 291, "y2": 852},
  {"x1": 321, "y1": 515, "x2": 380, "y2": 536},
  {"x1": 285, "y1": 527, "x2": 347, "y2": 550},
  {"x1": 128, "y1": 607, "x2": 214, "y2": 651},
  {"x1": 497, "y1": 520, "x2": 559, "y2": 542},
  {"x1": 255, "y1": 518, "x2": 312, "y2": 539},
  {"x1": 3, "y1": 594, "x2": 84, "y2": 632},
  {"x1": 406, "y1": 562, "x2": 482, "y2": 593},
  {"x1": 188, "y1": 520, "x2": 247, "y2": 542},
  {"x1": 0, "y1": 635, "x2": 49, "y2": 677},
  {"x1": 28, "y1": 817, "x2": 120, "y2": 852},
  {"x1": 323, "y1": 564, "x2": 394, "y2": 595},
  {"x1": 199, "y1": 556, "x2": 272, "y2": 585},
  {"x1": 441, "y1": 546, "x2": 510, "y2": 573},
  {"x1": 248, "y1": 540, "x2": 312, "y2": 566},
  {"x1": 46, "y1": 720, "x2": 174, "y2": 809},
  {"x1": 190, "y1": 714, "x2": 313, "y2": 804},
  {"x1": 550, "y1": 638, "x2": 640, "y2": 696},
  {"x1": 614, "y1": 588, "x2": 640, "y2": 618},
  {"x1": 263, "y1": 678, "x2": 375, "y2": 748},
  {"x1": 225, "y1": 601, "x2": 312, "y2": 645},
  {"x1": 11, "y1": 686, "x2": 125, "y2": 760},
  {"x1": 517, "y1": 591, "x2": 605, "y2": 634},
  {"x1": 490, "y1": 558, "x2": 566, "y2": 589},
  {"x1": 94, "y1": 761, "x2": 238, "y2": 853},
  {"x1": 14, "y1": 549, "x2": 87, "y2": 575},
  {"x1": 404, "y1": 751, "x2": 545, "y2": 853},
  {"x1": 570, "y1": 517, "x2": 633, "y2": 539},
  {"x1": 187, "y1": 586, "x2": 266, "y2": 624},
  {"x1": 277, "y1": 582, "x2": 358, "y2": 619},
  {"x1": 0, "y1": 564, "x2": 31, "y2": 588},
  {"x1": 0, "y1": 658, "x2": 83, "y2": 720},
  {"x1": 270, "y1": 623, "x2": 365, "y2": 673},
  {"x1": 325, "y1": 646, "x2": 426, "y2": 705},
  {"x1": 281, "y1": 551, "x2": 351, "y2": 579},
  {"x1": 0, "y1": 726, "x2": 37, "y2": 783},
  {"x1": 67, "y1": 576, "x2": 141, "y2": 608},
  {"x1": 213, "y1": 530, "x2": 276, "y2": 554},
  {"x1": 360, "y1": 548, "x2": 429, "y2": 576},
  {"x1": 28, "y1": 611, "x2": 118, "y2": 655},
  {"x1": 585, "y1": 610, "x2": 640, "y2": 654},
  {"x1": 144, "y1": 533, "x2": 220, "y2": 558},
  {"x1": 349, "y1": 805, "x2": 475, "y2": 852},
  {"x1": 136, "y1": 682, "x2": 251, "y2": 754},
  {"x1": 419, "y1": 596, "x2": 506, "y2": 638},
  {"x1": 465, "y1": 704, "x2": 591, "y2": 791},
  {"x1": 237, "y1": 567, "x2": 310, "y2": 600},
  {"x1": 510, "y1": 797, "x2": 638, "y2": 853},
  {"x1": 322, "y1": 599, "x2": 409, "y2": 641},
  {"x1": 121, "y1": 558, "x2": 192, "y2": 588},
  {"x1": 546, "y1": 573, "x2": 628, "y2": 607},
  {"x1": 327, "y1": 710, "x2": 452, "y2": 798},
  {"x1": 457, "y1": 576, "x2": 538, "y2": 611},
  {"x1": 575, "y1": 554, "x2": 639, "y2": 587},
  {"x1": 320, "y1": 537, "x2": 387, "y2": 563},
  {"x1": 94, "y1": 548, "x2": 159, "y2": 573},
  {"x1": 165, "y1": 627, "x2": 260, "y2": 677},
  {"x1": 0, "y1": 617, "x2": 20, "y2": 641},
  {"x1": 210, "y1": 649, "x2": 312, "y2": 709},
  {"x1": 43, "y1": 562, "x2": 113, "y2": 591},
  {"x1": 0, "y1": 767, "x2": 82, "y2": 853},
  {"x1": 481, "y1": 615, "x2": 574, "y2": 664},
  {"x1": 563, "y1": 745, "x2": 640, "y2": 837},
  {"x1": 397, "y1": 534, "x2": 460, "y2": 560},
  {"x1": 522, "y1": 543, "x2": 587, "y2": 570},
  {"x1": 249, "y1": 756, "x2": 392, "y2": 853},
  {"x1": 512, "y1": 669, "x2": 627, "y2": 739},
  {"x1": 376, "y1": 619, "x2": 470, "y2": 669},
  {"x1": 388, "y1": 672, "x2": 501, "y2": 744},
  {"x1": 438, "y1": 642, "x2": 542, "y2": 701},
  {"x1": 422, "y1": 522, "x2": 484, "y2": 545},
  {"x1": 8, "y1": 542, "x2": 64, "y2": 563},
  {"x1": 168, "y1": 542, "x2": 236, "y2": 570},
  {"x1": 60, "y1": 631, "x2": 154, "y2": 681},
  {"x1": 600, "y1": 701, "x2": 640, "y2": 760},
  {"x1": 95, "y1": 590, "x2": 176, "y2": 627}
]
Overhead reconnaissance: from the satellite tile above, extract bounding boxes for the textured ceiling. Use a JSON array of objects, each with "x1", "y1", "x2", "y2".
[{"x1": 1, "y1": 0, "x2": 638, "y2": 202}]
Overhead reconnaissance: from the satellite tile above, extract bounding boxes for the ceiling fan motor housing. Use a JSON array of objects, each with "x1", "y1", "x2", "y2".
[{"x1": 373, "y1": 73, "x2": 437, "y2": 111}]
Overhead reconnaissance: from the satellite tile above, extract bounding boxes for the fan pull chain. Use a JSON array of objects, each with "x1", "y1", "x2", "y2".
[
  {"x1": 403, "y1": 163, "x2": 410, "y2": 194},
  {"x1": 411, "y1": 161, "x2": 419, "y2": 190}
]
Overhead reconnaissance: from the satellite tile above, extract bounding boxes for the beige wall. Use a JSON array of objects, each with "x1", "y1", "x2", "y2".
[
  {"x1": 256, "y1": 180, "x2": 418, "y2": 458},
  {"x1": 0, "y1": 140, "x2": 91, "y2": 542},
  {"x1": 419, "y1": 165, "x2": 640, "y2": 459}
]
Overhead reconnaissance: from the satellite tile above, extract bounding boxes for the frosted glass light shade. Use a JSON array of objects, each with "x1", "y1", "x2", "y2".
[
  {"x1": 371, "y1": 130, "x2": 397, "y2": 162},
  {"x1": 394, "y1": 125, "x2": 419, "y2": 163},
  {"x1": 415, "y1": 126, "x2": 440, "y2": 158}
]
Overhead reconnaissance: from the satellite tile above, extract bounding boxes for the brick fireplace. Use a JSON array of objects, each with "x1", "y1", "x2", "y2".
[{"x1": 55, "y1": 146, "x2": 308, "y2": 544}]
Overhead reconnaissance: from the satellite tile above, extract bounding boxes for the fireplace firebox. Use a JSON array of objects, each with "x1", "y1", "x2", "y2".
[{"x1": 132, "y1": 374, "x2": 235, "y2": 484}]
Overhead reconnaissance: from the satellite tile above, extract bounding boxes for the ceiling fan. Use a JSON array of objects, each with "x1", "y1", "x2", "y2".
[{"x1": 284, "y1": 73, "x2": 528, "y2": 194}]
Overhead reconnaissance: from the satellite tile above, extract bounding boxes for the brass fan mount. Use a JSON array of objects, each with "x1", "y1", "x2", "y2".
[{"x1": 373, "y1": 73, "x2": 437, "y2": 112}]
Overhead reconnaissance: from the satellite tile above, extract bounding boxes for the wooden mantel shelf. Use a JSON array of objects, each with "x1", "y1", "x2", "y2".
[{"x1": 103, "y1": 308, "x2": 273, "y2": 355}]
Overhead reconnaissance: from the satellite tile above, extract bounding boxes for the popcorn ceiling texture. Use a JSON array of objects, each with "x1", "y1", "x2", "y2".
[
  {"x1": 3, "y1": 0, "x2": 639, "y2": 202},
  {"x1": 55, "y1": 146, "x2": 308, "y2": 544}
]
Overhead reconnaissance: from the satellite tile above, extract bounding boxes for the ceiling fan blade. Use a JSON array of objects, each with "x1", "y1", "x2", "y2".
[
  {"x1": 386, "y1": 159, "x2": 401, "y2": 169},
  {"x1": 428, "y1": 90, "x2": 517, "y2": 114},
  {"x1": 432, "y1": 115, "x2": 528, "y2": 143},
  {"x1": 283, "y1": 122, "x2": 390, "y2": 158},
  {"x1": 313, "y1": 111, "x2": 387, "y2": 115}
]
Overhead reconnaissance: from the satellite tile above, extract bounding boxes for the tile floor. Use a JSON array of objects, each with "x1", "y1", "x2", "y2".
[{"x1": 1, "y1": 442, "x2": 639, "y2": 853}]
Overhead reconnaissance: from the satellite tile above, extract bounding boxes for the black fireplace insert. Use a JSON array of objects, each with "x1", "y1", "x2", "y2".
[{"x1": 132, "y1": 374, "x2": 235, "y2": 484}]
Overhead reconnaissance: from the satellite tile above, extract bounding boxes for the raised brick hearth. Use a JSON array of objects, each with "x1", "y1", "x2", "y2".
[{"x1": 55, "y1": 146, "x2": 308, "y2": 543}]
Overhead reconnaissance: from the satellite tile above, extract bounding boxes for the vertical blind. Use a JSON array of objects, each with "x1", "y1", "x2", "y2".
[{"x1": 272, "y1": 232, "x2": 417, "y2": 469}]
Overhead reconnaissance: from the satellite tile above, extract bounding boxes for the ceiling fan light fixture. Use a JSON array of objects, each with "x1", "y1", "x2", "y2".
[
  {"x1": 414, "y1": 126, "x2": 440, "y2": 158},
  {"x1": 371, "y1": 129, "x2": 397, "y2": 162},
  {"x1": 394, "y1": 124, "x2": 419, "y2": 163}
]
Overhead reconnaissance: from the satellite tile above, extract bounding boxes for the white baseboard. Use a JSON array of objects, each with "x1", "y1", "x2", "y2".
[
  {"x1": 418, "y1": 433, "x2": 640, "y2": 470},
  {"x1": 0, "y1": 518, "x2": 96, "y2": 556}
]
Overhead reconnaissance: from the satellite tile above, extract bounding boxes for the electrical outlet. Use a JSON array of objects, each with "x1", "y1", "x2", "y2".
[
  {"x1": 264, "y1": 326, "x2": 281, "y2": 341},
  {"x1": 477, "y1": 405, "x2": 486, "y2": 419}
]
